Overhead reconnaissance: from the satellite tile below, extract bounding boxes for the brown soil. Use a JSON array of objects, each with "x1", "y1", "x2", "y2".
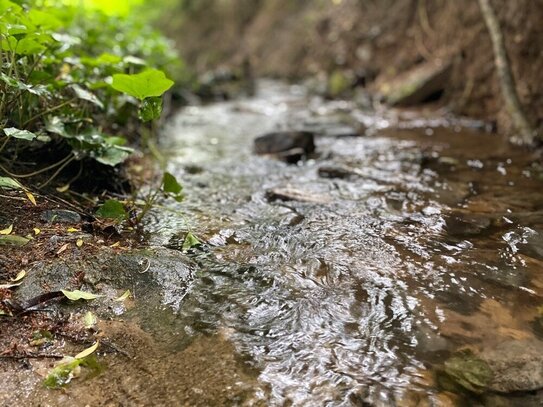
[
  {"x1": 163, "y1": 0, "x2": 542, "y2": 140},
  {"x1": 0, "y1": 321, "x2": 260, "y2": 407}
]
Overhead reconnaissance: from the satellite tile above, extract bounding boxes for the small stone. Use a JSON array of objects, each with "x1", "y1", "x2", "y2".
[
  {"x1": 254, "y1": 131, "x2": 315, "y2": 158},
  {"x1": 318, "y1": 165, "x2": 360, "y2": 179},
  {"x1": 444, "y1": 212, "x2": 491, "y2": 236},
  {"x1": 266, "y1": 187, "x2": 330, "y2": 204},
  {"x1": 41, "y1": 209, "x2": 81, "y2": 224}
]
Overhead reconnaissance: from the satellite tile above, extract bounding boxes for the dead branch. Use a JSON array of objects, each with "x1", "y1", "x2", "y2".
[{"x1": 478, "y1": 0, "x2": 537, "y2": 145}]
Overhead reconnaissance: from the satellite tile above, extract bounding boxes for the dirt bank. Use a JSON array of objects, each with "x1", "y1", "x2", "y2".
[{"x1": 163, "y1": 0, "x2": 542, "y2": 139}]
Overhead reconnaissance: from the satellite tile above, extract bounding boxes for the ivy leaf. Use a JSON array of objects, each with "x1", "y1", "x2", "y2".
[
  {"x1": 138, "y1": 97, "x2": 162, "y2": 122},
  {"x1": 95, "y1": 199, "x2": 127, "y2": 221},
  {"x1": 3, "y1": 127, "x2": 37, "y2": 141},
  {"x1": 69, "y1": 84, "x2": 104, "y2": 109},
  {"x1": 94, "y1": 145, "x2": 132, "y2": 167},
  {"x1": 111, "y1": 69, "x2": 174, "y2": 100},
  {"x1": 61, "y1": 289, "x2": 100, "y2": 301}
]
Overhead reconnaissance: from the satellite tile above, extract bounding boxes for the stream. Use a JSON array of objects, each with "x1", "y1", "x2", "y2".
[{"x1": 134, "y1": 80, "x2": 543, "y2": 406}]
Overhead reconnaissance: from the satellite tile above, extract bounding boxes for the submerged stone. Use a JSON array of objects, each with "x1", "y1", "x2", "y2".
[
  {"x1": 266, "y1": 187, "x2": 331, "y2": 204},
  {"x1": 480, "y1": 339, "x2": 543, "y2": 393},
  {"x1": 254, "y1": 131, "x2": 315, "y2": 161}
]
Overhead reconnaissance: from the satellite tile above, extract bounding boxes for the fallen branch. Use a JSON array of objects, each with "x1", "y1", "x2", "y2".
[{"x1": 478, "y1": 0, "x2": 537, "y2": 145}]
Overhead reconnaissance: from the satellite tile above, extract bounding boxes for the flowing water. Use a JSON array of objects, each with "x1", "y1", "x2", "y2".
[{"x1": 142, "y1": 81, "x2": 543, "y2": 406}]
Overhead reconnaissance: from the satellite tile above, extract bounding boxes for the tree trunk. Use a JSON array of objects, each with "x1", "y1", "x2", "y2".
[{"x1": 477, "y1": 0, "x2": 537, "y2": 145}]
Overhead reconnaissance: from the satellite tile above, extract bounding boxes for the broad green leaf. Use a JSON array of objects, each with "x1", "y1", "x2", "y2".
[
  {"x1": 111, "y1": 69, "x2": 174, "y2": 100},
  {"x1": 26, "y1": 9, "x2": 62, "y2": 30},
  {"x1": 182, "y1": 232, "x2": 201, "y2": 252},
  {"x1": 45, "y1": 117, "x2": 68, "y2": 137},
  {"x1": 162, "y1": 172, "x2": 182, "y2": 195},
  {"x1": 138, "y1": 97, "x2": 162, "y2": 122},
  {"x1": 95, "y1": 199, "x2": 127, "y2": 220},
  {"x1": 0, "y1": 0, "x2": 22, "y2": 14},
  {"x1": 3, "y1": 127, "x2": 37, "y2": 141},
  {"x1": 0, "y1": 177, "x2": 22, "y2": 190},
  {"x1": 94, "y1": 145, "x2": 132, "y2": 166},
  {"x1": 0, "y1": 235, "x2": 29, "y2": 246},
  {"x1": 69, "y1": 85, "x2": 104, "y2": 109},
  {"x1": 61, "y1": 289, "x2": 100, "y2": 301},
  {"x1": 0, "y1": 177, "x2": 23, "y2": 190},
  {"x1": 75, "y1": 341, "x2": 99, "y2": 359}
]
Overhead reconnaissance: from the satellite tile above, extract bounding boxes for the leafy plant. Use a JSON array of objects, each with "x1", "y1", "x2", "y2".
[{"x1": 0, "y1": 0, "x2": 181, "y2": 187}]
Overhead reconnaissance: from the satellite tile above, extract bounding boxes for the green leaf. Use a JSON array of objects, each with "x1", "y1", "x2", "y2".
[
  {"x1": 69, "y1": 85, "x2": 104, "y2": 109},
  {"x1": 61, "y1": 289, "x2": 100, "y2": 301},
  {"x1": 182, "y1": 232, "x2": 201, "y2": 252},
  {"x1": 138, "y1": 97, "x2": 162, "y2": 122},
  {"x1": 94, "y1": 145, "x2": 132, "y2": 166},
  {"x1": 45, "y1": 116, "x2": 68, "y2": 137},
  {"x1": 162, "y1": 172, "x2": 182, "y2": 195},
  {"x1": 95, "y1": 199, "x2": 127, "y2": 221},
  {"x1": 111, "y1": 69, "x2": 174, "y2": 100},
  {"x1": 0, "y1": 235, "x2": 29, "y2": 246},
  {"x1": 0, "y1": 176, "x2": 23, "y2": 190},
  {"x1": 3, "y1": 127, "x2": 37, "y2": 141},
  {"x1": 43, "y1": 357, "x2": 81, "y2": 389}
]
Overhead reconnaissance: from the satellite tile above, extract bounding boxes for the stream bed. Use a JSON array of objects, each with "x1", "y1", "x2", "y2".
[
  {"x1": 146, "y1": 81, "x2": 543, "y2": 406},
  {"x1": 6, "y1": 81, "x2": 543, "y2": 406}
]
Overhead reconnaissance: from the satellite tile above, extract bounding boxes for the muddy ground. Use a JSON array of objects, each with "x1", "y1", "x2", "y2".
[{"x1": 163, "y1": 0, "x2": 542, "y2": 139}]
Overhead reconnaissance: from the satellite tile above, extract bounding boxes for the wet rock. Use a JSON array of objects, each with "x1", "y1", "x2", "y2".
[
  {"x1": 444, "y1": 212, "x2": 492, "y2": 236},
  {"x1": 254, "y1": 131, "x2": 315, "y2": 161},
  {"x1": 415, "y1": 325, "x2": 451, "y2": 354},
  {"x1": 483, "y1": 391, "x2": 543, "y2": 407},
  {"x1": 40, "y1": 209, "x2": 81, "y2": 224},
  {"x1": 377, "y1": 60, "x2": 452, "y2": 106},
  {"x1": 318, "y1": 165, "x2": 360, "y2": 180},
  {"x1": 480, "y1": 339, "x2": 543, "y2": 393},
  {"x1": 13, "y1": 247, "x2": 194, "y2": 315},
  {"x1": 266, "y1": 187, "x2": 331, "y2": 204}
]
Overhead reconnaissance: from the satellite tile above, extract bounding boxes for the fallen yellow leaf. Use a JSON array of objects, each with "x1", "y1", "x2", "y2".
[
  {"x1": 67, "y1": 227, "x2": 79, "y2": 233},
  {"x1": 25, "y1": 191, "x2": 36, "y2": 206},
  {"x1": 75, "y1": 341, "x2": 99, "y2": 359},
  {"x1": 110, "y1": 241, "x2": 120, "y2": 248},
  {"x1": 33, "y1": 228, "x2": 41, "y2": 235},
  {"x1": 114, "y1": 290, "x2": 131, "y2": 302},
  {"x1": 56, "y1": 184, "x2": 70, "y2": 193},
  {"x1": 0, "y1": 225, "x2": 13, "y2": 235},
  {"x1": 76, "y1": 239, "x2": 83, "y2": 247},
  {"x1": 10, "y1": 270, "x2": 26, "y2": 282}
]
